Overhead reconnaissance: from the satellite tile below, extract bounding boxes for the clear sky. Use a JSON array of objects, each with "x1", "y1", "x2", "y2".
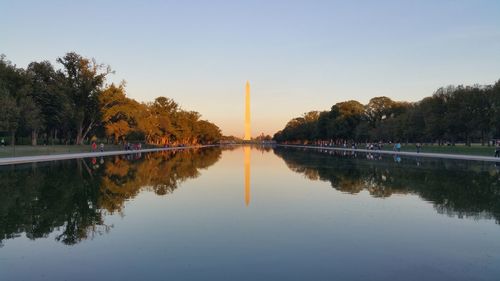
[{"x1": 2, "y1": 0, "x2": 500, "y2": 137}]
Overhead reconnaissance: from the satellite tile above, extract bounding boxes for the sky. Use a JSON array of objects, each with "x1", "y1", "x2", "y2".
[{"x1": 1, "y1": 0, "x2": 500, "y2": 137}]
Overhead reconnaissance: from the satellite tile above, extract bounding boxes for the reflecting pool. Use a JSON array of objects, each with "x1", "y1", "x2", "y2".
[{"x1": 1, "y1": 146, "x2": 500, "y2": 281}]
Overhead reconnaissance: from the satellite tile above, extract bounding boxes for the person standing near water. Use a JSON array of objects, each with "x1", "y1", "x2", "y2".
[
  {"x1": 416, "y1": 143, "x2": 422, "y2": 153},
  {"x1": 100, "y1": 143, "x2": 104, "y2": 152},
  {"x1": 495, "y1": 142, "x2": 500, "y2": 157},
  {"x1": 1, "y1": 138, "x2": 4, "y2": 147},
  {"x1": 91, "y1": 141, "x2": 97, "y2": 152}
]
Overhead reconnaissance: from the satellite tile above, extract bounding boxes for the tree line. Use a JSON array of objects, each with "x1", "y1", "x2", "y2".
[
  {"x1": 0, "y1": 52, "x2": 222, "y2": 146},
  {"x1": 274, "y1": 80, "x2": 500, "y2": 145}
]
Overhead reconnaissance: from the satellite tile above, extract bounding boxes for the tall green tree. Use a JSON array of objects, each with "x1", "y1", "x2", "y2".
[
  {"x1": 26, "y1": 61, "x2": 69, "y2": 144},
  {"x1": 18, "y1": 95, "x2": 43, "y2": 145},
  {"x1": 0, "y1": 55, "x2": 26, "y2": 145},
  {"x1": 0, "y1": 92, "x2": 19, "y2": 145},
  {"x1": 57, "y1": 52, "x2": 112, "y2": 144}
]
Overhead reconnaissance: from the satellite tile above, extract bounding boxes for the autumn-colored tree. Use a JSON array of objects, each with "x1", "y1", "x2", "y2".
[{"x1": 99, "y1": 83, "x2": 140, "y2": 143}]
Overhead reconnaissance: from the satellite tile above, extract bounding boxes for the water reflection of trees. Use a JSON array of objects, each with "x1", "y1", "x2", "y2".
[
  {"x1": 0, "y1": 148, "x2": 221, "y2": 246},
  {"x1": 274, "y1": 147, "x2": 500, "y2": 224},
  {"x1": 99, "y1": 148, "x2": 221, "y2": 212}
]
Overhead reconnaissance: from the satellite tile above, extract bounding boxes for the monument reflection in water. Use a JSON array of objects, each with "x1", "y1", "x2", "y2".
[{"x1": 244, "y1": 146, "x2": 251, "y2": 206}]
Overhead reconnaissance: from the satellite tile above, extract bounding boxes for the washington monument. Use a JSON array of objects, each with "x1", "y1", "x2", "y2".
[{"x1": 244, "y1": 81, "x2": 251, "y2": 140}]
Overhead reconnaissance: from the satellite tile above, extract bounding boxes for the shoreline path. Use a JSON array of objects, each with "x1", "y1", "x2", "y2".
[
  {"x1": 1, "y1": 144, "x2": 500, "y2": 166},
  {"x1": 0, "y1": 145, "x2": 218, "y2": 166},
  {"x1": 278, "y1": 144, "x2": 500, "y2": 163}
]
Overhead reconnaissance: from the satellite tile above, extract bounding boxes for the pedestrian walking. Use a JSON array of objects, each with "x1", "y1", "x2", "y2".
[
  {"x1": 91, "y1": 141, "x2": 97, "y2": 152},
  {"x1": 100, "y1": 143, "x2": 104, "y2": 152}
]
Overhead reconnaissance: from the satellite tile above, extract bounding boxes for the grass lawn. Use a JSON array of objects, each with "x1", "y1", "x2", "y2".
[
  {"x1": 381, "y1": 143, "x2": 496, "y2": 157},
  {"x1": 0, "y1": 144, "x2": 153, "y2": 158}
]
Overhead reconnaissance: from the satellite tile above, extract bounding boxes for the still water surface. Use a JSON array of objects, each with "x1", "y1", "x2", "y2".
[{"x1": 1, "y1": 146, "x2": 500, "y2": 281}]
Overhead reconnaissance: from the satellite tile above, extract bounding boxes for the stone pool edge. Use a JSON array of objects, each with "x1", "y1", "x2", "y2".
[
  {"x1": 278, "y1": 144, "x2": 500, "y2": 162},
  {"x1": 0, "y1": 145, "x2": 219, "y2": 166}
]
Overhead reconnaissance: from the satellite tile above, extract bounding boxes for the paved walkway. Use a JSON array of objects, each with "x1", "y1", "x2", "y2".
[
  {"x1": 3, "y1": 144, "x2": 499, "y2": 166},
  {"x1": 0, "y1": 145, "x2": 216, "y2": 166},
  {"x1": 278, "y1": 144, "x2": 500, "y2": 162}
]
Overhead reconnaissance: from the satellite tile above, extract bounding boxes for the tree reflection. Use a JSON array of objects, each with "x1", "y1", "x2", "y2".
[
  {"x1": 99, "y1": 148, "x2": 221, "y2": 213},
  {"x1": 0, "y1": 148, "x2": 221, "y2": 246},
  {"x1": 274, "y1": 147, "x2": 500, "y2": 224}
]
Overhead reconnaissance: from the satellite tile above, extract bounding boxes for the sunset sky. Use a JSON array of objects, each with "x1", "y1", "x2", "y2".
[{"x1": 2, "y1": 0, "x2": 500, "y2": 137}]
